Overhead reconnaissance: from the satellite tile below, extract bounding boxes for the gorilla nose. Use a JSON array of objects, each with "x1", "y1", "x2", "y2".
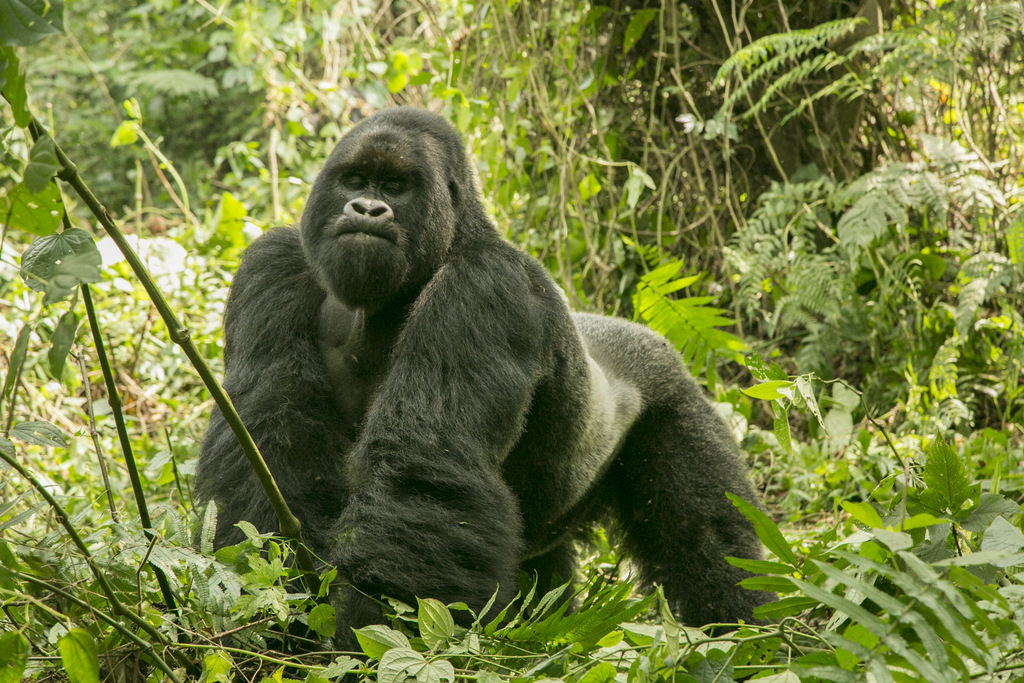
[{"x1": 345, "y1": 198, "x2": 394, "y2": 221}]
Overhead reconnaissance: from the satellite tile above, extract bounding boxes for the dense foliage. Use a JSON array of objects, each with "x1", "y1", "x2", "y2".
[{"x1": 2, "y1": 1, "x2": 1023, "y2": 682}]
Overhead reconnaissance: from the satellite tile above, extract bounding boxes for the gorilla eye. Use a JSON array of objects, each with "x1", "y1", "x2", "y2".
[
  {"x1": 343, "y1": 175, "x2": 367, "y2": 191},
  {"x1": 382, "y1": 178, "x2": 408, "y2": 196}
]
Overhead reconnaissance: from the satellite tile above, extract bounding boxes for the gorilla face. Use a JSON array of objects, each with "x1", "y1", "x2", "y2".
[{"x1": 301, "y1": 115, "x2": 458, "y2": 311}]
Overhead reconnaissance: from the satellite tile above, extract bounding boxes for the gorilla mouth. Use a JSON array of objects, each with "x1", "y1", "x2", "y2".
[{"x1": 331, "y1": 219, "x2": 398, "y2": 244}]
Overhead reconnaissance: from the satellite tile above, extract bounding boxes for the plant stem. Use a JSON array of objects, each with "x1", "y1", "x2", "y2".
[
  {"x1": 81, "y1": 282, "x2": 179, "y2": 612},
  {"x1": 28, "y1": 118, "x2": 314, "y2": 578}
]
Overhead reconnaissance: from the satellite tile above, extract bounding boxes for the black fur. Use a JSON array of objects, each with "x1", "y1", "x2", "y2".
[{"x1": 195, "y1": 107, "x2": 774, "y2": 643}]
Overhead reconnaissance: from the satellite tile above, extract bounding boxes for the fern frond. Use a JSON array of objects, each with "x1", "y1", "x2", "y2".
[{"x1": 633, "y1": 264, "x2": 748, "y2": 374}]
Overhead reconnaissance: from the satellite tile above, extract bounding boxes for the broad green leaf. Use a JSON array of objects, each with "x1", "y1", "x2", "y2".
[
  {"x1": 727, "y1": 493, "x2": 798, "y2": 566},
  {"x1": 417, "y1": 597, "x2": 455, "y2": 648},
  {"x1": 20, "y1": 229, "x2": 101, "y2": 297},
  {"x1": 378, "y1": 648, "x2": 455, "y2": 683},
  {"x1": 841, "y1": 501, "x2": 883, "y2": 529},
  {"x1": 622, "y1": 9, "x2": 657, "y2": 54},
  {"x1": 307, "y1": 603, "x2": 337, "y2": 640},
  {"x1": 752, "y1": 672, "x2": 801, "y2": 683},
  {"x1": 0, "y1": 631, "x2": 30, "y2": 683},
  {"x1": 0, "y1": 437, "x2": 13, "y2": 458},
  {"x1": 962, "y1": 493, "x2": 1021, "y2": 532},
  {"x1": 741, "y1": 380, "x2": 794, "y2": 400},
  {"x1": 578, "y1": 662, "x2": 616, "y2": 683},
  {"x1": 57, "y1": 629, "x2": 98, "y2": 683},
  {"x1": 2, "y1": 325, "x2": 30, "y2": 401},
  {"x1": 24, "y1": 135, "x2": 59, "y2": 193},
  {"x1": 321, "y1": 656, "x2": 359, "y2": 679},
  {"x1": 922, "y1": 440, "x2": 970, "y2": 514},
  {"x1": 202, "y1": 651, "x2": 234, "y2": 683},
  {"x1": 353, "y1": 624, "x2": 409, "y2": 660},
  {"x1": 0, "y1": 0, "x2": 64, "y2": 46},
  {"x1": 578, "y1": 174, "x2": 601, "y2": 201},
  {"x1": 981, "y1": 516, "x2": 1024, "y2": 554},
  {"x1": 692, "y1": 649, "x2": 734, "y2": 683},
  {"x1": 47, "y1": 310, "x2": 79, "y2": 379},
  {"x1": 1, "y1": 182, "x2": 64, "y2": 236},
  {"x1": 795, "y1": 375, "x2": 823, "y2": 426},
  {"x1": 0, "y1": 48, "x2": 29, "y2": 126},
  {"x1": 10, "y1": 420, "x2": 66, "y2": 447}
]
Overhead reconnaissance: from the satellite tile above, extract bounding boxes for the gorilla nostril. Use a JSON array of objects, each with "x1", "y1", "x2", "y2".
[{"x1": 347, "y1": 198, "x2": 393, "y2": 220}]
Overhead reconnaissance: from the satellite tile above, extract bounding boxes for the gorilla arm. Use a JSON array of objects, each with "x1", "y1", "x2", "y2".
[
  {"x1": 195, "y1": 228, "x2": 347, "y2": 551},
  {"x1": 328, "y1": 244, "x2": 553, "y2": 615}
]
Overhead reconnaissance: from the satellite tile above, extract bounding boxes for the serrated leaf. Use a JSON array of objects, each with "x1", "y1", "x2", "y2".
[
  {"x1": 623, "y1": 9, "x2": 658, "y2": 53},
  {"x1": 1, "y1": 182, "x2": 64, "y2": 236},
  {"x1": 47, "y1": 310, "x2": 78, "y2": 379},
  {"x1": 727, "y1": 493, "x2": 798, "y2": 566},
  {"x1": 417, "y1": 598, "x2": 455, "y2": 649},
  {"x1": 353, "y1": 624, "x2": 409, "y2": 660},
  {"x1": 0, "y1": 631, "x2": 30, "y2": 683},
  {"x1": 20, "y1": 229, "x2": 101, "y2": 296},
  {"x1": 377, "y1": 648, "x2": 455, "y2": 683},
  {"x1": 771, "y1": 400, "x2": 792, "y2": 452},
  {"x1": 0, "y1": 437, "x2": 14, "y2": 458},
  {"x1": 10, "y1": 420, "x2": 66, "y2": 447},
  {"x1": 2, "y1": 325, "x2": 30, "y2": 401},
  {"x1": 962, "y1": 493, "x2": 1022, "y2": 533},
  {"x1": 24, "y1": 135, "x2": 59, "y2": 193},
  {"x1": 922, "y1": 440, "x2": 970, "y2": 514},
  {"x1": 307, "y1": 603, "x2": 336, "y2": 640},
  {"x1": 0, "y1": 0, "x2": 64, "y2": 46},
  {"x1": 57, "y1": 629, "x2": 98, "y2": 683}
]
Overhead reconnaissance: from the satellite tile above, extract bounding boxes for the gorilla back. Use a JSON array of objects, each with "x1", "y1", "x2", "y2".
[{"x1": 195, "y1": 107, "x2": 774, "y2": 640}]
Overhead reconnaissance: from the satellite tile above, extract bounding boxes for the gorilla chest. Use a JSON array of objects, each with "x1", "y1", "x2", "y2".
[{"x1": 317, "y1": 296, "x2": 393, "y2": 427}]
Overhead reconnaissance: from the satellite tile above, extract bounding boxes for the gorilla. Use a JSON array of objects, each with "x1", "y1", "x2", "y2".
[{"x1": 195, "y1": 107, "x2": 773, "y2": 642}]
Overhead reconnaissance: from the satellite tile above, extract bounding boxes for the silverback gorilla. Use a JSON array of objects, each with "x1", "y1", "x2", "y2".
[{"x1": 195, "y1": 107, "x2": 773, "y2": 642}]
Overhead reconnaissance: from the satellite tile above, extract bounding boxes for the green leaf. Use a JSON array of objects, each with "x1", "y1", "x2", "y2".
[
  {"x1": 0, "y1": 0, "x2": 64, "y2": 46},
  {"x1": 578, "y1": 174, "x2": 601, "y2": 201},
  {"x1": 353, "y1": 624, "x2": 409, "y2": 660},
  {"x1": 726, "y1": 493, "x2": 798, "y2": 566},
  {"x1": 841, "y1": 501, "x2": 883, "y2": 529},
  {"x1": 962, "y1": 493, "x2": 1022, "y2": 533},
  {"x1": 771, "y1": 400, "x2": 792, "y2": 453},
  {"x1": 20, "y1": 229, "x2": 101, "y2": 299},
  {"x1": 417, "y1": 597, "x2": 455, "y2": 649},
  {"x1": 307, "y1": 603, "x2": 337, "y2": 640},
  {"x1": 0, "y1": 631, "x2": 30, "y2": 683},
  {"x1": 622, "y1": 9, "x2": 658, "y2": 54},
  {"x1": 57, "y1": 629, "x2": 98, "y2": 683},
  {"x1": 110, "y1": 121, "x2": 140, "y2": 148},
  {"x1": 1, "y1": 182, "x2": 65, "y2": 236},
  {"x1": 0, "y1": 437, "x2": 13, "y2": 458},
  {"x1": 578, "y1": 662, "x2": 616, "y2": 683},
  {"x1": 0, "y1": 48, "x2": 29, "y2": 126},
  {"x1": 2, "y1": 324, "x2": 30, "y2": 401},
  {"x1": 321, "y1": 656, "x2": 359, "y2": 679},
  {"x1": 981, "y1": 516, "x2": 1024, "y2": 554},
  {"x1": 741, "y1": 380, "x2": 794, "y2": 400},
  {"x1": 377, "y1": 648, "x2": 455, "y2": 683},
  {"x1": 202, "y1": 651, "x2": 234, "y2": 683},
  {"x1": 10, "y1": 420, "x2": 66, "y2": 447},
  {"x1": 922, "y1": 440, "x2": 970, "y2": 514},
  {"x1": 48, "y1": 310, "x2": 79, "y2": 379},
  {"x1": 24, "y1": 134, "x2": 59, "y2": 193}
]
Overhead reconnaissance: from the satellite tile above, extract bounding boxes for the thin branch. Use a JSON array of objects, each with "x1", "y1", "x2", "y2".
[{"x1": 27, "y1": 118, "x2": 315, "y2": 579}]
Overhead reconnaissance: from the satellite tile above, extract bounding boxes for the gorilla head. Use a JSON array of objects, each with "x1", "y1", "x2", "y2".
[{"x1": 301, "y1": 108, "x2": 485, "y2": 311}]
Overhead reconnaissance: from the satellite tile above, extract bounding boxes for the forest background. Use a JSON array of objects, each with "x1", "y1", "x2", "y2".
[{"x1": 1, "y1": 1, "x2": 1023, "y2": 682}]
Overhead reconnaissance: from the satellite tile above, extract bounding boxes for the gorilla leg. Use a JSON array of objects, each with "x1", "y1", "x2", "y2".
[{"x1": 609, "y1": 396, "x2": 773, "y2": 626}]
